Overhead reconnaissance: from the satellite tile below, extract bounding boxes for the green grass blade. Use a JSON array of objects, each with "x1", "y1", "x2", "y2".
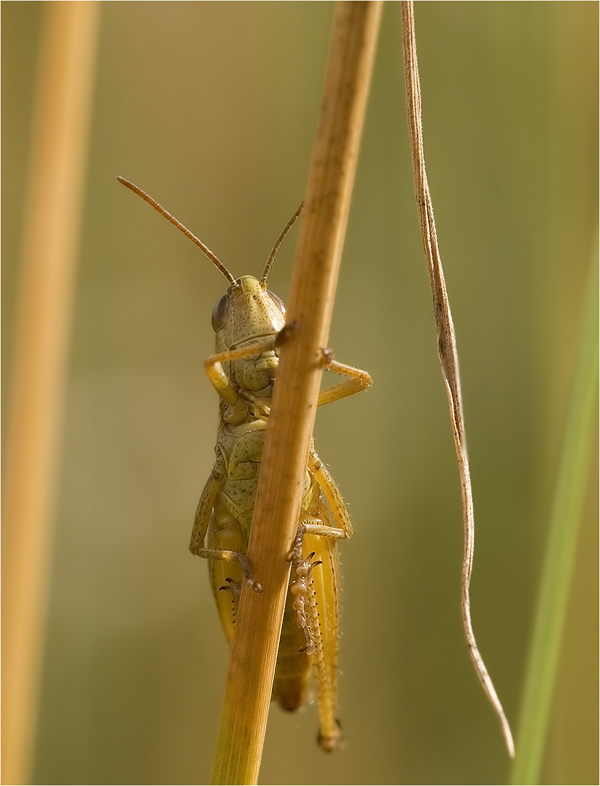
[{"x1": 511, "y1": 233, "x2": 599, "y2": 784}]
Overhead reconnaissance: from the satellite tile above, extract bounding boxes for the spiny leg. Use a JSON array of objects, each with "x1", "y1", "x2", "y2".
[
  {"x1": 219, "y1": 577, "x2": 242, "y2": 628},
  {"x1": 291, "y1": 533, "x2": 343, "y2": 752},
  {"x1": 308, "y1": 450, "x2": 354, "y2": 539},
  {"x1": 290, "y1": 551, "x2": 322, "y2": 656},
  {"x1": 195, "y1": 546, "x2": 260, "y2": 591},
  {"x1": 189, "y1": 466, "x2": 222, "y2": 555},
  {"x1": 293, "y1": 451, "x2": 356, "y2": 751},
  {"x1": 317, "y1": 349, "x2": 372, "y2": 407},
  {"x1": 287, "y1": 515, "x2": 345, "y2": 752},
  {"x1": 189, "y1": 465, "x2": 261, "y2": 591}
]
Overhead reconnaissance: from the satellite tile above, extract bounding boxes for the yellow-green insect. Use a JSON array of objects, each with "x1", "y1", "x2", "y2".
[{"x1": 118, "y1": 177, "x2": 372, "y2": 751}]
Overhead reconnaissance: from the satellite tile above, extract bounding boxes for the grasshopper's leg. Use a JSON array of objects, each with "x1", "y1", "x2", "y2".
[
  {"x1": 317, "y1": 350, "x2": 372, "y2": 408},
  {"x1": 189, "y1": 466, "x2": 222, "y2": 556},
  {"x1": 308, "y1": 450, "x2": 354, "y2": 539},
  {"x1": 218, "y1": 577, "x2": 242, "y2": 630},
  {"x1": 285, "y1": 451, "x2": 353, "y2": 558},
  {"x1": 295, "y1": 449, "x2": 355, "y2": 752},
  {"x1": 189, "y1": 464, "x2": 260, "y2": 589},
  {"x1": 204, "y1": 336, "x2": 277, "y2": 406},
  {"x1": 289, "y1": 535, "x2": 343, "y2": 752},
  {"x1": 290, "y1": 551, "x2": 321, "y2": 656},
  {"x1": 282, "y1": 449, "x2": 354, "y2": 749}
]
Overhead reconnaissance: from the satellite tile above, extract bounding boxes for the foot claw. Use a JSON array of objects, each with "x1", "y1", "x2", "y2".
[{"x1": 320, "y1": 347, "x2": 334, "y2": 367}]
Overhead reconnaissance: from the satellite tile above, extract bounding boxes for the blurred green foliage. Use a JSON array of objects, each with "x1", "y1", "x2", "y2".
[{"x1": 2, "y1": 3, "x2": 597, "y2": 784}]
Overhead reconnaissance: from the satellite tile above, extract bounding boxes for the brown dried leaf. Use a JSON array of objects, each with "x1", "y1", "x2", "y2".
[{"x1": 400, "y1": 0, "x2": 515, "y2": 758}]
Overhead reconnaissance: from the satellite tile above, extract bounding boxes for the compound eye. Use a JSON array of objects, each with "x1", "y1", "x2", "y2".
[
  {"x1": 211, "y1": 293, "x2": 230, "y2": 331},
  {"x1": 268, "y1": 291, "x2": 286, "y2": 314}
]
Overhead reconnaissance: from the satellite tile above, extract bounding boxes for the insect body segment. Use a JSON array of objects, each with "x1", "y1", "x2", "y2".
[{"x1": 117, "y1": 177, "x2": 372, "y2": 752}]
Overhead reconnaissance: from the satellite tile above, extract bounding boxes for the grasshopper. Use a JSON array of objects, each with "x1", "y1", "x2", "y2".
[{"x1": 118, "y1": 177, "x2": 372, "y2": 751}]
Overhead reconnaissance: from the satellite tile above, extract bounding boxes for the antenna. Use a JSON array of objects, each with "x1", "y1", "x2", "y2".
[
  {"x1": 260, "y1": 201, "x2": 304, "y2": 285},
  {"x1": 117, "y1": 177, "x2": 236, "y2": 285}
]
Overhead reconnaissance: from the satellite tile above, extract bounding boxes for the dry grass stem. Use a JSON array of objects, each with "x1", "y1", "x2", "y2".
[
  {"x1": 1, "y1": 4, "x2": 100, "y2": 783},
  {"x1": 209, "y1": 3, "x2": 382, "y2": 783},
  {"x1": 400, "y1": 0, "x2": 515, "y2": 757}
]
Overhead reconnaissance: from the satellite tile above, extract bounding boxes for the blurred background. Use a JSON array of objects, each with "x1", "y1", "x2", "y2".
[{"x1": 2, "y1": 3, "x2": 597, "y2": 784}]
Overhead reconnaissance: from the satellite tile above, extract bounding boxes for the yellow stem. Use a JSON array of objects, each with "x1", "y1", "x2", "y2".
[
  {"x1": 209, "y1": 3, "x2": 382, "y2": 783},
  {"x1": 2, "y1": 4, "x2": 100, "y2": 783}
]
